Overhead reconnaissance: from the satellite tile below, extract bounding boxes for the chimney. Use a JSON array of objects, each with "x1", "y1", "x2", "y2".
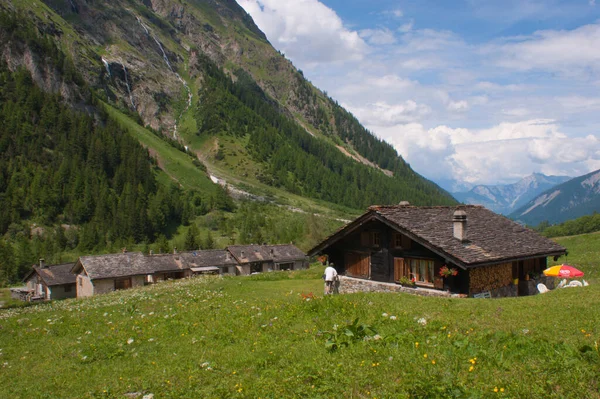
[
  {"x1": 453, "y1": 210, "x2": 468, "y2": 242},
  {"x1": 149, "y1": 250, "x2": 154, "y2": 256},
  {"x1": 241, "y1": 250, "x2": 245, "y2": 258},
  {"x1": 225, "y1": 252, "x2": 231, "y2": 261},
  {"x1": 122, "y1": 247, "x2": 127, "y2": 253},
  {"x1": 399, "y1": 201, "x2": 410, "y2": 206},
  {"x1": 173, "y1": 247, "x2": 177, "y2": 254},
  {"x1": 39, "y1": 258, "x2": 46, "y2": 269}
]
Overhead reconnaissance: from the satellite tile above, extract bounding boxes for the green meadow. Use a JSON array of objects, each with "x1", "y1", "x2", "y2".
[{"x1": 0, "y1": 235, "x2": 599, "y2": 398}]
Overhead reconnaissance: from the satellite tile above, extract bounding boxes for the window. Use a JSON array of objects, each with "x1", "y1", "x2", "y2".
[
  {"x1": 115, "y1": 278, "x2": 132, "y2": 290},
  {"x1": 361, "y1": 231, "x2": 381, "y2": 247},
  {"x1": 372, "y1": 232, "x2": 380, "y2": 247},
  {"x1": 394, "y1": 233, "x2": 403, "y2": 248},
  {"x1": 64, "y1": 285, "x2": 72, "y2": 293},
  {"x1": 408, "y1": 258, "x2": 435, "y2": 285}
]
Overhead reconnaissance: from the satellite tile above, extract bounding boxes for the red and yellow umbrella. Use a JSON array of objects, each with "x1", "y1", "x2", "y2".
[{"x1": 543, "y1": 264, "x2": 584, "y2": 278}]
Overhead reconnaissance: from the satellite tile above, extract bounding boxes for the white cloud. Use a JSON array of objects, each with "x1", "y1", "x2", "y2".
[
  {"x1": 399, "y1": 20, "x2": 414, "y2": 33},
  {"x1": 488, "y1": 23, "x2": 600, "y2": 75},
  {"x1": 502, "y1": 107, "x2": 531, "y2": 117},
  {"x1": 345, "y1": 100, "x2": 431, "y2": 126},
  {"x1": 475, "y1": 81, "x2": 526, "y2": 92},
  {"x1": 371, "y1": 119, "x2": 600, "y2": 185},
  {"x1": 237, "y1": 0, "x2": 368, "y2": 65},
  {"x1": 555, "y1": 95, "x2": 600, "y2": 112},
  {"x1": 397, "y1": 29, "x2": 465, "y2": 53},
  {"x1": 447, "y1": 100, "x2": 470, "y2": 112},
  {"x1": 359, "y1": 28, "x2": 396, "y2": 45}
]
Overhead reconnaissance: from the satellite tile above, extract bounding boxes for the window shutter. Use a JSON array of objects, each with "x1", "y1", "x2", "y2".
[{"x1": 394, "y1": 257, "x2": 405, "y2": 282}]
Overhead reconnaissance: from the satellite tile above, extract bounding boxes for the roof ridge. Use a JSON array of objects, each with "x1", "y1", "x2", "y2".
[
  {"x1": 81, "y1": 252, "x2": 144, "y2": 258},
  {"x1": 370, "y1": 204, "x2": 484, "y2": 210}
]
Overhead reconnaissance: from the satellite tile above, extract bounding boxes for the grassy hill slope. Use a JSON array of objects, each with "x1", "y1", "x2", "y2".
[{"x1": 1, "y1": 234, "x2": 599, "y2": 398}]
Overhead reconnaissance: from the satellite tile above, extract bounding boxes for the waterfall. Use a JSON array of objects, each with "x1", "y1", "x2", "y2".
[
  {"x1": 153, "y1": 36, "x2": 174, "y2": 72},
  {"x1": 102, "y1": 58, "x2": 111, "y2": 77},
  {"x1": 135, "y1": 16, "x2": 150, "y2": 35},
  {"x1": 133, "y1": 12, "x2": 194, "y2": 137},
  {"x1": 122, "y1": 63, "x2": 135, "y2": 108},
  {"x1": 173, "y1": 73, "x2": 193, "y2": 139}
]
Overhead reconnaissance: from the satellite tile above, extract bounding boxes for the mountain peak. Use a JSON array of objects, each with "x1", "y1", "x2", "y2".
[
  {"x1": 453, "y1": 173, "x2": 571, "y2": 214},
  {"x1": 510, "y1": 168, "x2": 600, "y2": 225}
]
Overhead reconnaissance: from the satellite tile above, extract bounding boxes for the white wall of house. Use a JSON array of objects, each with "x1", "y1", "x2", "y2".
[
  {"x1": 236, "y1": 265, "x2": 250, "y2": 275},
  {"x1": 77, "y1": 274, "x2": 95, "y2": 298}
]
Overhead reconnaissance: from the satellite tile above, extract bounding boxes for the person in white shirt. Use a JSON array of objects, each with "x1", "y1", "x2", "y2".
[{"x1": 324, "y1": 265, "x2": 338, "y2": 295}]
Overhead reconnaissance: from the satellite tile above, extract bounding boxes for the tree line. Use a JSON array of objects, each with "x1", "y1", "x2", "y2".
[{"x1": 193, "y1": 54, "x2": 456, "y2": 210}]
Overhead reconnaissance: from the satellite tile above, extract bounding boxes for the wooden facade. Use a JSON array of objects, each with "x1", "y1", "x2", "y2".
[
  {"x1": 309, "y1": 205, "x2": 566, "y2": 297},
  {"x1": 325, "y1": 219, "x2": 464, "y2": 291}
]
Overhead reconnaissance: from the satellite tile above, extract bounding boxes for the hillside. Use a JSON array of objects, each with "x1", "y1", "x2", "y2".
[
  {"x1": 0, "y1": 0, "x2": 454, "y2": 208},
  {"x1": 0, "y1": 230, "x2": 599, "y2": 398},
  {"x1": 0, "y1": 0, "x2": 457, "y2": 284},
  {"x1": 453, "y1": 173, "x2": 570, "y2": 215},
  {"x1": 510, "y1": 169, "x2": 600, "y2": 226}
]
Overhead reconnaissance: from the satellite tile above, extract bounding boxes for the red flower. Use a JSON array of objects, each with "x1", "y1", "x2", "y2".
[{"x1": 439, "y1": 265, "x2": 458, "y2": 278}]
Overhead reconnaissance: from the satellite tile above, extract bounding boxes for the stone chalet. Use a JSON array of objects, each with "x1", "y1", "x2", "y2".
[
  {"x1": 308, "y1": 204, "x2": 567, "y2": 297},
  {"x1": 8, "y1": 244, "x2": 308, "y2": 299},
  {"x1": 227, "y1": 244, "x2": 308, "y2": 274},
  {"x1": 17, "y1": 260, "x2": 77, "y2": 301}
]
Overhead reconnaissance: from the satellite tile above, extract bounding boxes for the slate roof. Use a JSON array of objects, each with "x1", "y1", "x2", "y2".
[
  {"x1": 227, "y1": 245, "x2": 272, "y2": 264},
  {"x1": 178, "y1": 250, "x2": 238, "y2": 268},
  {"x1": 24, "y1": 263, "x2": 77, "y2": 286},
  {"x1": 264, "y1": 244, "x2": 307, "y2": 263},
  {"x1": 75, "y1": 252, "x2": 153, "y2": 280},
  {"x1": 144, "y1": 254, "x2": 185, "y2": 273},
  {"x1": 309, "y1": 205, "x2": 566, "y2": 268}
]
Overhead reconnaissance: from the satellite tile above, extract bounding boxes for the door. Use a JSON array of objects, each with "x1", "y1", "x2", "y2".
[{"x1": 345, "y1": 252, "x2": 369, "y2": 278}]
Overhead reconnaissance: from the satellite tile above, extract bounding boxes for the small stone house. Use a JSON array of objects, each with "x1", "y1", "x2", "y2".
[
  {"x1": 226, "y1": 245, "x2": 274, "y2": 275},
  {"x1": 21, "y1": 260, "x2": 77, "y2": 301},
  {"x1": 264, "y1": 244, "x2": 309, "y2": 271},
  {"x1": 71, "y1": 252, "x2": 153, "y2": 297},
  {"x1": 227, "y1": 244, "x2": 308, "y2": 274},
  {"x1": 178, "y1": 250, "x2": 239, "y2": 275},
  {"x1": 145, "y1": 253, "x2": 190, "y2": 283},
  {"x1": 308, "y1": 204, "x2": 567, "y2": 297}
]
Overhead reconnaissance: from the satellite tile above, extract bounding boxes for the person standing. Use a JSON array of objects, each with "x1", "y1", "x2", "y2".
[{"x1": 324, "y1": 265, "x2": 338, "y2": 295}]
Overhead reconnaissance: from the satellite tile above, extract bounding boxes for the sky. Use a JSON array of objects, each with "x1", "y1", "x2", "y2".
[{"x1": 236, "y1": 0, "x2": 600, "y2": 191}]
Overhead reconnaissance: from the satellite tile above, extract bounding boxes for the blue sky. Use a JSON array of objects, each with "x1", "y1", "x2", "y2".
[{"x1": 237, "y1": 0, "x2": 600, "y2": 190}]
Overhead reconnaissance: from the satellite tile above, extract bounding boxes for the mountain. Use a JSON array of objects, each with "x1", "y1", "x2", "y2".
[
  {"x1": 453, "y1": 173, "x2": 570, "y2": 215},
  {"x1": 0, "y1": 0, "x2": 456, "y2": 283},
  {"x1": 509, "y1": 169, "x2": 600, "y2": 226},
  {"x1": 0, "y1": 0, "x2": 454, "y2": 210}
]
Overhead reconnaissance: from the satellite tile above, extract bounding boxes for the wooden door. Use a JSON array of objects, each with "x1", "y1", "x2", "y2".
[
  {"x1": 393, "y1": 257, "x2": 406, "y2": 282},
  {"x1": 345, "y1": 252, "x2": 369, "y2": 278}
]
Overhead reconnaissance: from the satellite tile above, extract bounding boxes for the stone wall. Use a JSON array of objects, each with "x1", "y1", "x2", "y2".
[{"x1": 337, "y1": 276, "x2": 455, "y2": 297}]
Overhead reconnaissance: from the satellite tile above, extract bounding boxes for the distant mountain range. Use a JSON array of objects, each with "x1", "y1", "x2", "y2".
[
  {"x1": 509, "y1": 169, "x2": 600, "y2": 226},
  {"x1": 453, "y1": 173, "x2": 571, "y2": 215}
]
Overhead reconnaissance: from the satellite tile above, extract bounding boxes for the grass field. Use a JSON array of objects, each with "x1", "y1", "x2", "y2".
[{"x1": 0, "y1": 236, "x2": 598, "y2": 398}]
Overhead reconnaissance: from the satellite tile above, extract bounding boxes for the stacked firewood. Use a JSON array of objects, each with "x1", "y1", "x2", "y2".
[{"x1": 470, "y1": 263, "x2": 512, "y2": 293}]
